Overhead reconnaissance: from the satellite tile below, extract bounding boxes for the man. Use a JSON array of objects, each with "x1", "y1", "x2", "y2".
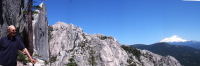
[{"x1": 0, "y1": 25, "x2": 36, "y2": 66}]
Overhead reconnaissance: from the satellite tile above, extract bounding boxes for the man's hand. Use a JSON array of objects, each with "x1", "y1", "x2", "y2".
[
  {"x1": 22, "y1": 48, "x2": 37, "y2": 64},
  {"x1": 30, "y1": 58, "x2": 36, "y2": 64}
]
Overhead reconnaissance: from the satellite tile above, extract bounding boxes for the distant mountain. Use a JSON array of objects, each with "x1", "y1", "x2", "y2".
[
  {"x1": 159, "y1": 35, "x2": 200, "y2": 49},
  {"x1": 131, "y1": 43, "x2": 200, "y2": 66},
  {"x1": 159, "y1": 35, "x2": 189, "y2": 42},
  {"x1": 167, "y1": 41, "x2": 200, "y2": 49}
]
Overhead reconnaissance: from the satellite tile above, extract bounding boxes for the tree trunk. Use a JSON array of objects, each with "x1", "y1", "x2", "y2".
[{"x1": 27, "y1": 0, "x2": 33, "y2": 56}]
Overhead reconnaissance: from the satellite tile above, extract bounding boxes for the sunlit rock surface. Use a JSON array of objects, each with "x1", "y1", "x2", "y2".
[{"x1": 49, "y1": 22, "x2": 182, "y2": 66}]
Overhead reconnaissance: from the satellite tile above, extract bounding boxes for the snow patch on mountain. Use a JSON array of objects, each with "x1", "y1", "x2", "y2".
[{"x1": 159, "y1": 35, "x2": 190, "y2": 42}]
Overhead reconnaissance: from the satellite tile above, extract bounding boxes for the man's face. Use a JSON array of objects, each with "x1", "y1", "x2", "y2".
[{"x1": 8, "y1": 27, "x2": 16, "y2": 37}]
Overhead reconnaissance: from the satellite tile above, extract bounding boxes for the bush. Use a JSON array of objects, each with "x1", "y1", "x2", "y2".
[
  {"x1": 32, "y1": 11, "x2": 39, "y2": 14},
  {"x1": 100, "y1": 36, "x2": 108, "y2": 40},
  {"x1": 121, "y1": 45, "x2": 141, "y2": 61},
  {"x1": 66, "y1": 58, "x2": 77, "y2": 66},
  {"x1": 48, "y1": 25, "x2": 53, "y2": 42},
  {"x1": 50, "y1": 56, "x2": 57, "y2": 63},
  {"x1": 88, "y1": 50, "x2": 97, "y2": 66},
  {"x1": 34, "y1": 54, "x2": 41, "y2": 58},
  {"x1": 44, "y1": 60, "x2": 49, "y2": 64},
  {"x1": 33, "y1": 5, "x2": 42, "y2": 10},
  {"x1": 17, "y1": 51, "x2": 30, "y2": 63}
]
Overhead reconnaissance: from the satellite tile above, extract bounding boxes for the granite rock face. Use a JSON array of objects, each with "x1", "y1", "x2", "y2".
[
  {"x1": 140, "y1": 50, "x2": 181, "y2": 66},
  {"x1": 49, "y1": 22, "x2": 182, "y2": 66},
  {"x1": 0, "y1": 0, "x2": 27, "y2": 39},
  {"x1": 32, "y1": 2, "x2": 49, "y2": 61}
]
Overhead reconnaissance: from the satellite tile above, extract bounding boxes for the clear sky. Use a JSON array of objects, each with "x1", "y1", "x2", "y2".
[{"x1": 35, "y1": 0, "x2": 200, "y2": 45}]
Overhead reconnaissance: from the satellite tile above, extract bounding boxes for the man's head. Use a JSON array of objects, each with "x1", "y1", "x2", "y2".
[{"x1": 7, "y1": 25, "x2": 16, "y2": 38}]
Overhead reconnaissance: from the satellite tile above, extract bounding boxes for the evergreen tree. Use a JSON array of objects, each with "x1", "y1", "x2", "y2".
[{"x1": 27, "y1": 0, "x2": 33, "y2": 56}]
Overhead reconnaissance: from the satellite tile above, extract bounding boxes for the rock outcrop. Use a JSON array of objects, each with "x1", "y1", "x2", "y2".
[
  {"x1": 32, "y1": 2, "x2": 49, "y2": 61},
  {"x1": 140, "y1": 50, "x2": 181, "y2": 66},
  {"x1": 49, "y1": 22, "x2": 182, "y2": 66},
  {"x1": 0, "y1": 0, "x2": 27, "y2": 39}
]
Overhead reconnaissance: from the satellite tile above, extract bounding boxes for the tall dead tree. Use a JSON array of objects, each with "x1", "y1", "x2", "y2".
[{"x1": 27, "y1": 0, "x2": 33, "y2": 56}]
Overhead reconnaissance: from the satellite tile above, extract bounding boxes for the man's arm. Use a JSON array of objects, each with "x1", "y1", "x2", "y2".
[{"x1": 23, "y1": 48, "x2": 36, "y2": 64}]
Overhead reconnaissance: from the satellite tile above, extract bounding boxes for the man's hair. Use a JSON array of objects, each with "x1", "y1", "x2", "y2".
[{"x1": 7, "y1": 25, "x2": 15, "y2": 31}]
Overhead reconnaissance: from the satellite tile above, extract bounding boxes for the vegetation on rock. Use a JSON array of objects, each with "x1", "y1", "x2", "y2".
[
  {"x1": 66, "y1": 58, "x2": 77, "y2": 66},
  {"x1": 17, "y1": 51, "x2": 30, "y2": 64},
  {"x1": 121, "y1": 45, "x2": 141, "y2": 61},
  {"x1": 50, "y1": 56, "x2": 57, "y2": 63}
]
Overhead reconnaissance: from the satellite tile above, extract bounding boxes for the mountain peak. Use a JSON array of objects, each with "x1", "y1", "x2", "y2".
[{"x1": 159, "y1": 35, "x2": 189, "y2": 42}]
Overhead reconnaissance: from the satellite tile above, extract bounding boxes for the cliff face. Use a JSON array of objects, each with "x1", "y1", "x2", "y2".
[
  {"x1": 32, "y1": 2, "x2": 49, "y2": 61},
  {"x1": 49, "y1": 22, "x2": 182, "y2": 66},
  {"x1": 0, "y1": 0, "x2": 27, "y2": 39}
]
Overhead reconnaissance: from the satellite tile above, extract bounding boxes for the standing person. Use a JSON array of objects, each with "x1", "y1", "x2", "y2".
[{"x1": 0, "y1": 25, "x2": 36, "y2": 66}]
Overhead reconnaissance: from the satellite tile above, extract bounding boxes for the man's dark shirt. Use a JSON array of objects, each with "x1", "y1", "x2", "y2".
[{"x1": 0, "y1": 36, "x2": 25, "y2": 66}]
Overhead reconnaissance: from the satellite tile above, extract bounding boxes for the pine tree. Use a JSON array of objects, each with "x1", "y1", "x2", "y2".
[{"x1": 27, "y1": 0, "x2": 33, "y2": 56}]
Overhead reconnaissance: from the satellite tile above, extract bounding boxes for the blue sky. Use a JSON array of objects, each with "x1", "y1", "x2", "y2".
[{"x1": 35, "y1": 0, "x2": 200, "y2": 45}]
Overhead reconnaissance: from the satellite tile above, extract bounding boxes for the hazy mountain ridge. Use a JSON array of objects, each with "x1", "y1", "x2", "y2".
[
  {"x1": 159, "y1": 35, "x2": 200, "y2": 49},
  {"x1": 131, "y1": 43, "x2": 200, "y2": 66},
  {"x1": 167, "y1": 41, "x2": 200, "y2": 49}
]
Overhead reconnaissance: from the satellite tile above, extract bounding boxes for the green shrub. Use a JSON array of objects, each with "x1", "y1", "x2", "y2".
[
  {"x1": 33, "y1": 5, "x2": 42, "y2": 10},
  {"x1": 66, "y1": 58, "x2": 77, "y2": 66},
  {"x1": 100, "y1": 36, "x2": 113, "y2": 40},
  {"x1": 100, "y1": 36, "x2": 108, "y2": 40},
  {"x1": 44, "y1": 60, "x2": 49, "y2": 64},
  {"x1": 66, "y1": 63, "x2": 77, "y2": 66},
  {"x1": 121, "y1": 45, "x2": 141, "y2": 61},
  {"x1": 32, "y1": 11, "x2": 39, "y2": 14},
  {"x1": 88, "y1": 50, "x2": 97, "y2": 66},
  {"x1": 50, "y1": 56, "x2": 57, "y2": 63},
  {"x1": 82, "y1": 33, "x2": 86, "y2": 39},
  {"x1": 17, "y1": 51, "x2": 30, "y2": 63},
  {"x1": 48, "y1": 25, "x2": 53, "y2": 42},
  {"x1": 34, "y1": 54, "x2": 41, "y2": 58}
]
